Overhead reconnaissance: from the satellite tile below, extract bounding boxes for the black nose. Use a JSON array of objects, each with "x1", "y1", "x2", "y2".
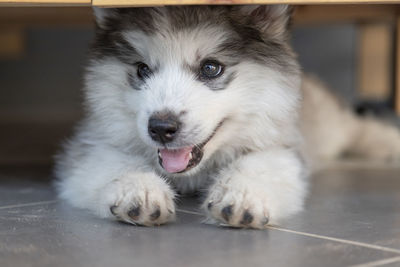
[{"x1": 148, "y1": 112, "x2": 180, "y2": 144}]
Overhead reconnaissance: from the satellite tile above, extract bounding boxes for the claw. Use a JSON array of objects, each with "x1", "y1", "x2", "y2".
[
  {"x1": 110, "y1": 205, "x2": 118, "y2": 216},
  {"x1": 261, "y1": 216, "x2": 269, "y2": 226}
]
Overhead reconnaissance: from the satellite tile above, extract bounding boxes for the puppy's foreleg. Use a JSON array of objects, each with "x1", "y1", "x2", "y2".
[
  {"x1": 56, "y1": 145, "x2": 175, "y2": 226},
  {"x1": 204, "y1": 148, "x2": 307, "y2": 228}
]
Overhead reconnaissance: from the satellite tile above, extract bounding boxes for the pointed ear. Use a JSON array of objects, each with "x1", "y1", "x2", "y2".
[
  {"x1": 93, "y1": 7, "x2": 118, "y2": 29},
  {"x1": 233, "y1": 5, "x2": 293, "y2": 41}
]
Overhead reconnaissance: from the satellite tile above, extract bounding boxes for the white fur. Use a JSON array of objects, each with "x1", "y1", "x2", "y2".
[
  {"x1": 300, "y1": 76, "x2": 400, "y2": 169},
  {"x1": 204, "y1": 148, "x2": 307, "y2": 228},
  {"x1": 55, "y1": 6, "x2": 400, "y2": 228}
]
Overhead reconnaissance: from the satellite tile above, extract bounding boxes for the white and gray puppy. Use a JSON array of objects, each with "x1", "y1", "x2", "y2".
[{"x1": 55, "y1": 5, "x2": 400, "y2": 228}]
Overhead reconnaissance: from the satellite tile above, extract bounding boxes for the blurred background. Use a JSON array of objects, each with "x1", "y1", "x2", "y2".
[{"x1": 0, "y1": 5, "x2": 399, "y2": 170}]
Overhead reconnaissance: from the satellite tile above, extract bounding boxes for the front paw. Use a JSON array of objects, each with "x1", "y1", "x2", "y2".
[
  {"x1": 107, "y1": 173, "x2": 176, "y2": 226},
  {"x1": 204, "y1": 180, "x2": 271, "y2": 229}
]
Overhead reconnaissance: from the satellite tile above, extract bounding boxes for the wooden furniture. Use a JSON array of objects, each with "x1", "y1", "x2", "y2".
[{"x1": 0, "y1": 0, "x2": 399, "y2": 6}]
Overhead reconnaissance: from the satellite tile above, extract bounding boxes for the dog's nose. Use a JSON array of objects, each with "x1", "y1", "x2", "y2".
[{"x1": 148, "y1": 113, "x2": 180, "y2": 144}]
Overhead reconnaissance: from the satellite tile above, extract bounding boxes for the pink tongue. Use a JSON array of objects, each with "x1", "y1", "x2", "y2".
[{"x1": 160, "y1": 147, "x2": 193, "y2": 173}]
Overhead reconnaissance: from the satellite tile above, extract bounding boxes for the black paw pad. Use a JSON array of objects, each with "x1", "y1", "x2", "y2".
[
  {"x1": 207, "y1": 201, "x2": 213, "y2": 210},
  {"x1": 110, "y1": 205, "x2": 118, "y2": 216},
  {"x1": 150, "y1": 209, "x2": 161, "y2": 221},
  {"x1": 221, "y1": 205, "x2": 233, "y2": 222},
  {"x1": 128, "y1": 206, "x2": 141, "y2": 220},
  {"x1": 240, "y1": 210, "x2": 254, "y2": 225}
]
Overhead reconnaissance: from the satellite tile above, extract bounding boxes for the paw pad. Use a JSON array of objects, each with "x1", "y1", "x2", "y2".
[
  {"x1": 150, "y1": 208, "x2": 161, "y2": 221},
  {"x1": 240, "y1": 210, "x2": 254, "y2": 225},
  {"x1": 127, "y1": 206, "x2": 141, "y2": 220},
  {"x1": 221, "y1": 205, "x2": 233, "y2": 222}
]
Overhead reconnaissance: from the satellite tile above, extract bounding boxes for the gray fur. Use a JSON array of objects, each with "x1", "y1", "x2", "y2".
[{"x1": 91, "y1": 6, "x2": 297, "y2": 74}]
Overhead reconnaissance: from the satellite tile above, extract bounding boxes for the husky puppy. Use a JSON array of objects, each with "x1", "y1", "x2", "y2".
[{"x1": 55, "y1": 5, "x2": 400, "y2": 228}]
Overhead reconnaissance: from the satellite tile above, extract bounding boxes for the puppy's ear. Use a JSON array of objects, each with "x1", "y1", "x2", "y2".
[
  {"x1": 233, "y1": 5, "x2": 293, "y2": 41},
  {"x1": 93, "y1": 7, "x2": 118, "y2": 29}
]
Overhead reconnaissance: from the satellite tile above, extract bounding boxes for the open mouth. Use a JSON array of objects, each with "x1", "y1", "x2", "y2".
[{"x1": 157, "y1": 121, "x2": 224, "y2": 174}]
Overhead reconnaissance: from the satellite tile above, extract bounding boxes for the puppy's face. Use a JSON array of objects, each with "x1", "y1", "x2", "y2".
[{"x1": 86, "y1": 6, "x2": 301, "y2": 175}]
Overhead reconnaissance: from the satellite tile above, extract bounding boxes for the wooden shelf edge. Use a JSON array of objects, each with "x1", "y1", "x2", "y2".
[
  {"x1": 0, "y1": 0, "x2": 90, "y2": 6},
  {"x1": 92, "y1": 0, "x2": 400, "y2": 8},
  {"x1": 1, "y1": 0, "x2": 400, "y2": 7}
]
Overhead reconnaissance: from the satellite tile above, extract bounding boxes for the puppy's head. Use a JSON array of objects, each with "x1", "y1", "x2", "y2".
[{"x1": 86, "y1": 6, "x2": 301, "y2": 175}]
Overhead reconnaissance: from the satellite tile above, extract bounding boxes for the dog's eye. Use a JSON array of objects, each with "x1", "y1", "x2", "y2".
[
  {"x1": 137, "y1": 62, "x2": 152, "y2": 79},
  {"x1": 200, "y1": 60, "x2": 224, "y2": 79}
]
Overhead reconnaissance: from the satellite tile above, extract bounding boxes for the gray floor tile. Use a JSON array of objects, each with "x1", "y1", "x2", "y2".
[
  {"x1": 282, "y1": 168, "x2": 400, "y2": 250},
  {"x1": 0, "y1": 202, "x2": 397, "y2": 267},
  {"x1": 381, "y1": 258, "x2": 400, "y2": 267},
  {"x1": 348, "y1": 256, "x2": 400, "y2": 267},
  {"x1": 1, "y1": 166, "x2": 400, "y2": 267},
  {"x1": 0, "y1": 183, "x2": 55, "y2": 207},
  {"x1": 0, "y1": 166, "x2": 55, "y2": 207}
]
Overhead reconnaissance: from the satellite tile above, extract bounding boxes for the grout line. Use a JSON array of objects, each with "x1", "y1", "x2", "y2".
[
  {"x1": 266, "y1": 226, "x2": 400, "y2": 254},
  {"x1": 176, "y1": 208, "x2": 203, "y2": 216},
  {"x1": 3, "y1": 202, "x2": 397, "y2": 257},
  {"x1": 177, "y1": 208, "x2": 400, "y2": 254},
  {"x1": 0, "y1": 200, "x2": 58, "y2": 210},
  {"x1": 177, "y1": 207, "x2": 400, "y2": 254},
  {"x1": 349, "y1": 256, "x2": 400, "y2": 267}
]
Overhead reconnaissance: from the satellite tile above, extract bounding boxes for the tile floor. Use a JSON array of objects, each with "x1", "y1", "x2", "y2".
[{"x1": 0, "y1": 165, "x2": 399, "y2": 267}]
